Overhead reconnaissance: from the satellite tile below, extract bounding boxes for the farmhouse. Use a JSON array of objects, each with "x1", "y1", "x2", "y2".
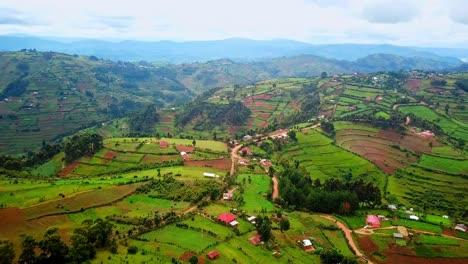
[
  {"x1": 180, "y1": 151, "x2": 189, "y2": 159},
  {"x1": 243, "y1": 135, "x2": 253, "y2": 140},
  {"x1": 261, "y1": 159, "x2": 273, "y2": 166},
  {"x1": 159, "y1": 141, "x2": 169, "y2": 148},
  {"x1": 229, "y1": 220, "x2": 239, "y2": 227},
  {"x1": 241, "y1": 147, "x2": 252, "y2": 156},
  {"x1": 206, "y1": 250, "x2": 220, "y2": 260},
  {"x1": 388, "y1": 204, "x2": 397, "y2": 210},
  {"x1": 223, "y1": 193, "x2": 233, "y2": 200},
  {"x1": 248, "y1": 234, "x2": 261, "y2": 246},
  {"x1": 393, "y1": 233, "x2": 404, "y2": 239},
  {"x1": 301, "y1": 239, "x2": 314, "y2": 252},
  {"x1": 366, "y1": 215, "x2": 381, "y2": 228},
  {"x1": 455, "y1": 224, "x2": 467, "y2": 232},
  {"x1": 247, "y1": 216, "x2": 257, "y2": 224},
  {"x1": 218, "y1": 213, "x2": 237, "y2": 225},
  {"x1": 409, "y1": 215, "x2": 419, "y2": 221}
]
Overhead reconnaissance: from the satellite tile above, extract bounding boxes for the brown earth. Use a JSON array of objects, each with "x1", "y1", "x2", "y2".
[
  {"x1": 427, "y1": 87, "x2": 446, "y2": 93},
  {"x1": 407, "y1": 79, "x2": 422, "y2": 91},
  {"x1": 357, "y1": 236, "x2": 378, "y2": 255},
  {"x1": 332, "y1": 87, "x2": 344, "y2": 95},
  {"x1": 319, "y1": 81, "x2": 341, "y2": 91},
  {"x1": 59, "y1": 160, "x2": 79, "y2": 176},
  {"x1": 0, "y1": 207, "x2": 25, "y2": 226},
  {"x1": 184, "y1": 158, "x2": 231, "y2": 170},
  {"x1": 442, "y1": 227, "x2": 456, "y2": 237},
  {"x1": 179, "y1": 251, "x2": 206, "y2": 264},
  {"x1": 103, "y1": 150, "x2": 118, "y2": 160},
  {"x1": 176, "y1": 145, "x2": 195, "y2": 153}
]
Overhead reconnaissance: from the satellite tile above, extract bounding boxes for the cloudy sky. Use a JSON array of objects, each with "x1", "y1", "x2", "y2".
[{"x1": 0, "y1": 0, "x2": 467, "y2": 47}]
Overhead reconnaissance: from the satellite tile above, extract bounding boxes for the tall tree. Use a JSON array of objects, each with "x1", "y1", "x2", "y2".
[
  {"x1": 19, "y1": 234, "x2": 37, "y2": 264},
  {"x1": 0, "y1": 240, "x2": 15, "y2": 264}
]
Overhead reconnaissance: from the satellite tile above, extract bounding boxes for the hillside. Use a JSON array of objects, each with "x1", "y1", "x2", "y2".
[
  {"x1": 0, "y1": 50, "x2": 192, "y2": 154},
  {"x1": 0, "y1": 50, "x2": 464, "y2": 154}
]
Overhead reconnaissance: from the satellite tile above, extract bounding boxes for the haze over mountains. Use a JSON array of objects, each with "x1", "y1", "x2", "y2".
[{"x1": 2, "y1": 35, "x2": 468, "y2": 64}]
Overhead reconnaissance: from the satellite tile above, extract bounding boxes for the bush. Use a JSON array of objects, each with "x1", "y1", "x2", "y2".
[{"x1": 127, "y1": 245, "x2": 138, "y2": 254}]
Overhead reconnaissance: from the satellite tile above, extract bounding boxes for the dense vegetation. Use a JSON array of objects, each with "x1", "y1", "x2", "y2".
[
  {"x1": 64, "y1": 133, "x2": 103, "y2": 163},
  {"x1": 277, "y1": 167, "x2": 381, "y2": 214}
]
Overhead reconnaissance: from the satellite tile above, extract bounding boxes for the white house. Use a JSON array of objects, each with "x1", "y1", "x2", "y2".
[{"x1": 409, "y1": 215, "x2": 419, "y2": 221}]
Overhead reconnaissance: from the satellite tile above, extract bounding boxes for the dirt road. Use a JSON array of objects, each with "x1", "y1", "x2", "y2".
[
  {"x1": 320, "y1": 215, "x2": 372, "y2": 264},
  {"x1": 272, "y1": 176, "x2": 279, "y2": 199},
  {"x1": 230, "y1": 144, "x2": 243, "y2": 176}
]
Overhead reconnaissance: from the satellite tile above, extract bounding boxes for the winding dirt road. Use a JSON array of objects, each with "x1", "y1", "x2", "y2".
[
  {"x1": 230, "y1": 144, "x2": 243, "y2": 176},
  {"x1": 272, "y1": 176, "x2": 279, "y2": 199},
  {"x1": 320, "y1": 215, "x2": 373, "y2": 264}
]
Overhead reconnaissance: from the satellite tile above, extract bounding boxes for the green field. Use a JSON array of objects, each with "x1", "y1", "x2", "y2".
[
  {"x1": 237, "y1": 174, "x2": 276, "y2": 213},
  {"x1": 416, "y1": 234, "x2": 459, "y2": 246},
  {"x1": 418, "y1": 155, "x2": 468, "y2": 175}
]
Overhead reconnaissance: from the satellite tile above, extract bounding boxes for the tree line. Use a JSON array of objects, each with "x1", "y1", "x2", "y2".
[
  {"x1": 64, "y1": 133, "x2": 103, "y2": 163},
  {"x1": 0, "y1": 218, "x2": 115, "y2": 264},
  {"x1": 277, "y1": 167, "x2": 381, "y2": 214}
]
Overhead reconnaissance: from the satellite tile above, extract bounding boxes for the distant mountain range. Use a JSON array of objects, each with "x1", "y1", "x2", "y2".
[{"x1": 1, "y1": 35, "x2": 468, "y2": 64}]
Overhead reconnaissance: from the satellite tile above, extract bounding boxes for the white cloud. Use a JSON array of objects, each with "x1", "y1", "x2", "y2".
[{"x1": 0, "y1": 0, "x2": 466, "y2": 47}]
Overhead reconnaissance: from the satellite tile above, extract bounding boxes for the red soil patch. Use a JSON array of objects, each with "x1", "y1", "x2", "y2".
[
  {"x1": 142, "y1": 154, "x2": 179, "y2": 163},
  {"x1": 243, "y1": 94, "x2": 272, "y2": 104},
  {"x1": 179, "y1": 251, "x2": 206, "y2": 264},
  {"x1": 103, "y1": 150, "x2": 118, "y2": 160},
  {"x1": 442, "y1": 227, "x2": 456, "y2": 237},
  {"x1": 357, "y1": 236, "x2": 378, "y2": 255},
  {"x1": 184, "y1": 158, "x2": 231, "y2": 170},
  {"x1": 332, "y1": 87, "x2": 344, "y2": 95},
  {"x1": 319, "y1": 81, "x2": 341, "y2": 91},
  {"x1": 407, "y1": 79, "x2": 422, "y2": 92},
  {"x1": 0, "y1": 208, "x2": 26, "y2": 226},
  {"x1": 176, "y1": 145, "x2": 195, "y2": 153},
  {"x1": 378, "y1": 130, "x2": 442, "y2": 153},
  {"x1": 59, "y1": 161, "x2": 79, "y2": 176},
  {"x1": 427, "y1": 87, "x2": 446, "y2": 93}
]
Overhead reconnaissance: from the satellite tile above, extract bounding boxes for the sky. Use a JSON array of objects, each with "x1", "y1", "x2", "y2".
[{"x1": 0, "y1": 0, "x2": 467, "y2": 47}]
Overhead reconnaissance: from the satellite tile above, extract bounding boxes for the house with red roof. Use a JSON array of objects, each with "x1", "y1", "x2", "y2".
[
  {"x1": 218, "y1": 213, "x2": 237, "y2": 224},
  {"x1": 240, "y1": 147, "x2": 252, "y2": 156},
  {"x1": 366, "y1": 215, "x2": 381, "y2": 228},
  {"x1": 206, "y1": 250, "x2": 220, "y2": 260},
  {"x1": 159, "y1": 141, "x2": 169, "y2": 148},
  {"x1": 248, "y1": 234, "x2": 261, "y2": 246}
]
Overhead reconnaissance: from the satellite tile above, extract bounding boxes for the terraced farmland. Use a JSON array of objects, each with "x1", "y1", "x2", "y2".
[{"x1": 278, "y1": 130, "x2": 385, "y2": 187}]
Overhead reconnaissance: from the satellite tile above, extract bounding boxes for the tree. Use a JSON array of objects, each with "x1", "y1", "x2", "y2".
[
  {"x1": 256, "y1": 216, "x2": 272, "y2": 242},
  {"x1": 189, "y1": 256, "x2": 199, "y2": 264},
  {"x1": 0, "y1": 240, "x2": 15, "y2": 264},
  {"x1": 279, "y1": 218, "x2": 290, "y2": 232},
  {"x1": 38, "y1": 227, "x2": 69, "y2": 263},
  {"x1": 288, "y1": 130, "x2": 297, "y2": 142},
  {"x1": 19, "y1": 234, "x2": 37, "y2": 264},
  {"x1": 321, "y1": 72, "x2": 328, "y2": 79},
  {"x1": 192, "y1": 140, "x2": 196, "y2": 147}
]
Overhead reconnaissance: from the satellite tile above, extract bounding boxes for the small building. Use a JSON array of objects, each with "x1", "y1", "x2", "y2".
[
  {"x1": 204, "y1": 172, "x2": 219, "y2": 178},
  {"x1": 223, "y1": 193, "x2": 233, "y2": 200},
  {"x1": 218, "y1": 213, "x2": 237, "y2": 225},
  {"x1": 393, "y1": 233, "x2": 404, "y2": 239},
  {"x1": 420, "y1": 130, "x2": 435, "y2": 138},
  {"x1": 206, "y1": 250, "x2": 220, "y2": 260},
  {"x1": 409, "y1": 215, "x2": 419, "y2": 221},
  {"x1": 301, "y1": 239, "x2": 314, "y2": 252},
  {"x1": 159, "y1": 141, "x2": 169, "y2": 148},
  {"x1": 442, "y1": 215, "x2": 449, "y2": 219},
  {"x1": 243, "y1": 135, "x2": 253, "y2": 140},
  {"x1": 397, "y1": 226, "x2": 409, "y2": 237},
  {"x1": 455, "y1": 224, "x2": 467, "y2": 232},
  {"x1": 366, "y1": 215, "x2": 381, "y2": 228},
  {"x1": 241, "y1": 147, "x2": 252, "y2": 156},
  {"x1": 180, "y1": 151, "x2": 189, "y2": 159},
  {"x1": 388, "y1": 204, "x2": 397, "y2": 210},
  {"x1": 375, "y1": 97, "x2": 383, "y2": 102},
  {"x1": 248, "y1": 235, "x2": 261, "y2": 246},
  {"x1": 377, "y1": 215, "x2": 386, "y2": 221},
  {"x1": 229, "y1": 220, "x2": 239, "y2": 227},
  {"x1": 247, "y1": 216, "x2": 257, "y2": 224}
]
